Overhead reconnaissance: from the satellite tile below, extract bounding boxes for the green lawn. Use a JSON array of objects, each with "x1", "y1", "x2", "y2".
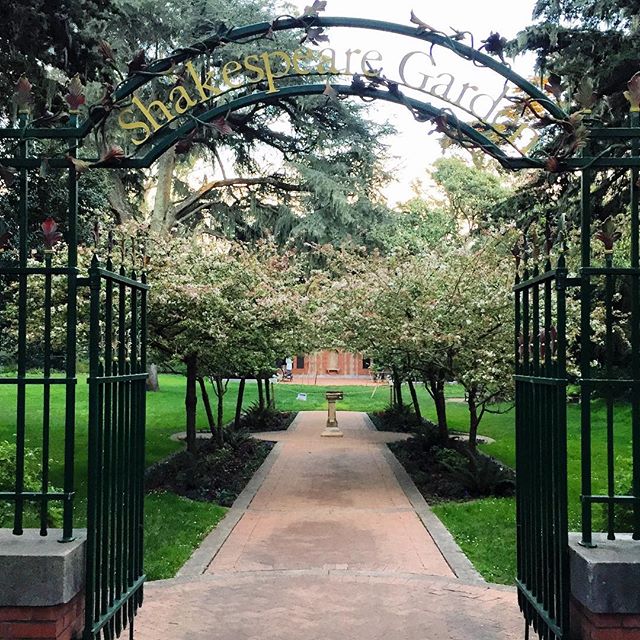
[{"x1": 0, "y1": 374, "x2": 633, "y2": 584}]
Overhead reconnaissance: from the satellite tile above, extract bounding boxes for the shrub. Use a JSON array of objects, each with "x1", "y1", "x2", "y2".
[
  {"x1": 371, "y1": 404, "x2": 424, "y2": 433},
  {"x1": 441, "y1": 451, "x2": 515, "y2": 498},
  {"x1": 237, "y1": 403, "x2": 292, "y2": 432},
  {"x1": 0, "y1": 440, "x2": 62, "y2": 528}
]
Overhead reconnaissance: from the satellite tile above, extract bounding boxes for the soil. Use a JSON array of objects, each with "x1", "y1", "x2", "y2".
[{"x1": 146, "y1": 434, "x2": 274, "y2": 507}]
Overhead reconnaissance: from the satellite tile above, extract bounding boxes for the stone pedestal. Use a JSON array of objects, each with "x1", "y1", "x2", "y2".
[
  {"x1": 569, "y1": 533, "x2": 640, "y2": 640},
  {"x1": 321, "y1": 391, "x2": 344, "y2": 437},
  {"x1": 0, "y1": 529, "x2": 86, "y2": 640}
]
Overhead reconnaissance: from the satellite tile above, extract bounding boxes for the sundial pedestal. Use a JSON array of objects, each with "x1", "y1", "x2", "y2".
[{"x1": 321, "y1": 391, "x2": 344, "y2": 437}]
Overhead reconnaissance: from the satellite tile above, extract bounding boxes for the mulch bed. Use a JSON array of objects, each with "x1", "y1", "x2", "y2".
[{"x1": 146, "y1": 433, "x2": 274, "y2": 507}]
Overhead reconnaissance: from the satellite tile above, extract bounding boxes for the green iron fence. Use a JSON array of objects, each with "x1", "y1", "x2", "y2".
[
  {"x1": 578, "y1": 117, "x2": 640, "y2": 545},
  {"x1": 515, "y1": 257, "x2": 570, "y2": 640},
  {"x1": 84, "y1": 255, "x2": 148, "y2": 640}
]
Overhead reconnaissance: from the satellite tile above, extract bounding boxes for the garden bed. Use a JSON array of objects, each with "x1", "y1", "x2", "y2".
[
  {"x1": 370, "y1": 407, "x2": 515, "y2": 503},
  {"x1": 146, "y1": 431, "x2": 274, "y2": 507}
]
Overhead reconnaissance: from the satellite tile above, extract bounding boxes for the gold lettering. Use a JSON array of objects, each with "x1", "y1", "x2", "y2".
[
  {"x1": 361, "y1": 50, "x2": 383, "y2": 76},
  {"x1": 244, "y1": 54, "x2": 266, "y2": 82},
  {"x1": 398, "y1": 51, "x2": 434, "y2": 90},
  {"x1": 454, "y1": 82, "x2": 479, "y2": 106},
  {"x1": 429, "y1": 73, "x2": 455, "y2": 101},
  {"x1": 132, "y1": 96, "x2": 175, "y2": 131},
  {"x1": 293, "y1": 48, "x2": 314, "y2": 75},
  {"x1": 169, "y1": 86, "x2": 197, "y2": 114},
  {"x1": 315, "y1": 47, "x2": 340, "y2": 75},
  {"x1": 186, "y1": 61, "x2": 222, "y2": 102},
  {"x1": 261, "y1": 51, "x2": 292, "y2": 93},
  {"x1": 222, "y1": 59, "x2": 244, "y2": 88},
  {"x1": 469, "y1": 86, "x2": 510, "y2": 122},
  {"x1": 118, "y1": 106, "x2": 151, "y2": 145},
  {"x1": 344, "y1": 48, "x2": 362, "y2": 75}
]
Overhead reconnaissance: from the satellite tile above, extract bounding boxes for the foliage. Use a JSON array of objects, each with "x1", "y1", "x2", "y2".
[
  {"x1": 370, "y1": 404, "x2": 424, "y2": 433},
  {"x1": 0, "y1": 440, "x2": 62, "y2": 527},
  {"x1": 236, "y1": 403, "x2": 294, "y2": 432},
  {"x1": 145, "y1": 434, "x2": 273, "y2": 506}
]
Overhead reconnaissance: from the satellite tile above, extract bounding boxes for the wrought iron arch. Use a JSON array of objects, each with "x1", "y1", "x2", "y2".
[{"x1": 1, "y1": 12, "x2": 639, "y2": 640}]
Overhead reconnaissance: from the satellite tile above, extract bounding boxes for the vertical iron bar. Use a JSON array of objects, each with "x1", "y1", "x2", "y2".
[
  {"x1": 13, "y1": 118, "x2": 28, "y2": 535},
  {"x1": 604, "y1": 254, "x2": 616, "y2": 539},
  {"x1": 84, "y1": 256, "x2": 101, "y2": 640},
  {"x1": 630, "y1": 108, "x2": 640, "y2": 540},
  {"x1": 580, "y1": 166, "x2": 594, "y2": 546},
  {"x1": 40, "y1": 252, "x2": 53, "y2": 535},
  {"x1": 62, "y1": 117, "x2": 79, "y2": 542},
  {"x1": 138, "y1": 272, "x2": 148, "y2": 605}
]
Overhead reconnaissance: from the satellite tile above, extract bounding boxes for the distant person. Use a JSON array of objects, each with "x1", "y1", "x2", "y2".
[{"x1": 285, "y1": 356, "x2": 293, "y2": 381}]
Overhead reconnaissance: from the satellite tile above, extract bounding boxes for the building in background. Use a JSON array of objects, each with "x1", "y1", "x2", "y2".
[{"x1": 290, "y1": 350, "x2": 373, "y2": 380}]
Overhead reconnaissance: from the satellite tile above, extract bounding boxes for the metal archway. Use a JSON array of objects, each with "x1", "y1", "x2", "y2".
[{"x1": 1, "y1": 12, "x2": 639, "y2": 640}]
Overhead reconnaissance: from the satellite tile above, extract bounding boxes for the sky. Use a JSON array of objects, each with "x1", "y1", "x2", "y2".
[{"x1": 281, "y1": 0, "x2": 540, "y2": 204}]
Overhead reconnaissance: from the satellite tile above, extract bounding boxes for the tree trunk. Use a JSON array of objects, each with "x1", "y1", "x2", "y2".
[
  {"x1": 234, "y1": 377, "x2": 246, "y2": 429},
  {"x1": 185, "y1": 355, "x2": 198, "y2": 454},
  {"x1": 392, "y1": 366, "x2": 403, "y2": 407},
  {"x1": 428, "y1": 378, "x2": 449, "y2": 443},
  {"x1": 150, "y1": 147, "x2": 176, "y2": 233},
  {"x1": 197, "y1": 376, "x2": 216, "y2": 438},
  {"x1": 215, "y1": 377, "x2": 224, "y2": 447},
  {"x1": 264, "y1": 376, "x2": 271, "y2": 408},
  {"x1": 407, "y1": 378, "x2": 422, "y2": 423},
  {"x1": 468, "y1": 387, "x2": 479, "y2": 451},
  {"x1": 257, "y1": 377, "x2": 265, "y2": 410},
  {"x1": 146, "y1": 363, "x2": 159, "y2": 392}
]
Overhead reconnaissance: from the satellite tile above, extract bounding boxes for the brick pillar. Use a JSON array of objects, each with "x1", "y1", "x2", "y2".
[
  {"x1": 570, "y1": 533, "x2": 640, "y2": 640},
  {"x1": 0, "y1": 591, "x2": 84, "y2": 640},
  {"x1": 0, "y1": 530, "x2": 86, "y2": 640}
]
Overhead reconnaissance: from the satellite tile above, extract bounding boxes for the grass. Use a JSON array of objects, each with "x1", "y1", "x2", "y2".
[{"x1": 0, "y1": 374, "x2": 633, "y2": 584}]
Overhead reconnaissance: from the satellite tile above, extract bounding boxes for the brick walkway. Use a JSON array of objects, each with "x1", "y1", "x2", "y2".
[{"x1": 135, "y1": 412, "x2": 523, "y2": 639}]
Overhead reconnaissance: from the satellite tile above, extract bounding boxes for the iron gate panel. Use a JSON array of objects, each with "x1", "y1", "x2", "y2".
[
  {"x1": 514, "y1": 262, "x2": 569, "y2": 640},
  {"x1": 85, "y1": 257, "x2": 148, "y2": 640}
]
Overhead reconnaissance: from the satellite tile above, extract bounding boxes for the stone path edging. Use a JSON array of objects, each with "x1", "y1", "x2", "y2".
[{"x1": 362, "y1": 414, "x2": 486, "y2": 585}]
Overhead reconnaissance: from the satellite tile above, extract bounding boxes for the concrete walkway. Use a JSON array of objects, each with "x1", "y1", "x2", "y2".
[{"x1": 135, "y1": 412, "x2": 522, "y2": 639}]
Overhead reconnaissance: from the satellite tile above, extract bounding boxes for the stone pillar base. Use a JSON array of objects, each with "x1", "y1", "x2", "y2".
[
  {"x1": 0, "y1": 529, "x2": 86, "y2": 640},
  {"x1": 570, "y1": 533, "x2": 640, "y2": 640}
]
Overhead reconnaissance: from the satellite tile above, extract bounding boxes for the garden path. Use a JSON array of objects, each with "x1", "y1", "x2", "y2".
[{"x1": 134, "y1": 411, "x2": 522, "y2": 639}]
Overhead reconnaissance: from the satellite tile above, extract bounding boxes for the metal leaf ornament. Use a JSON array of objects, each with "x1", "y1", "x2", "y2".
[
  {"x1": 594, "y1": 217, "x2": 622, "y2": 254},
  {"x1": 14, "y1": 76, "x2": 33, "y2": 114},
  {"x1": 410, "y1": 11, "x2": 437, "y2": 34},
  {"x1": 302, "y1": 0, "x2": 327, "y2": 17},
  {"x1": 65, "y1": 74, "x2": 86, "y2": 112},
  {"x1": 98, "y1": 40, "x2": 116, "y2": 63},
  {"x1": 41, "y1": 218, "x2": 63, "y2": 251},
  {"x1": 302, "y1": 26, "x2": 329, "y2": 45},
  {"x1": 574, "y1": 78, "x2": 597, "y2": 111},
  {"x1": 128, "y1": 50, "x2": 147, "y2": 75},
  {"x1": 544, "y1": 74, "x2": 564, "y2": 101},
  {"x1": 0, "y1": 164, "x2": 17, "y2": 187},
  {"x1": 481, "y1": 33, "x2": 508, "y2": 63},
  {"x1": 624, "y1": 72, "x2": 640, "y2": 111},
  {"x1": 212, "y1": 117, "x2": 233, "y2": 135}
]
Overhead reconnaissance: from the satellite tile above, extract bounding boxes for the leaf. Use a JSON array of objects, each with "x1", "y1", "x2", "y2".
[
  {"x1": 0, "y1": 230, "x2": 11, "y2": 250},
  {"x1": 65, "y1": 74, "x2": 85, "y2": 111},
  {"x1": 212, "y1": 117, "x2": 233, "y2": 135},
  {"x1": 98, "y1": 40, "x2": 116, "y2": 62},
  {"x1": 625, "y1": 71, "x2": 640, "y2": 110},
  {"x1": 323, "y1": 82, "x2": 338, "y2": 100},
  {"x1": 351, "y1": 74, "x2": 366, "y2": 92},
  {"x1": 302, "y1": 0, "x2": 327, "y2": 17},
  {"x1": 66, "y1": 155, "x2": 92, "y2": 173},
  {"x1": 128, "y1": 50, "x2": 147, "y2": 75},
  {"x1": 545, "y1": 156, "x2": 561, "y2": 172},
  {"x1": 98, "y1": 145, "x2": 126, "y2": 164},
  {"x1": 303, "y1": 26, "x2": 329, "y2": 45},
  {"x1": 481, "y1": 32, "x2": 507, "y2": 62},
  {"x1": 594, "y1": 217, "x2": 622, "y2": 252},
  {"x1": 410, "y1": 11, "x2": 437, "y2": 33},
  {"x1": 14, "y1": 76, "x2": 33, "y2": 113},
  {"x1": 574, "y1": 77, "x2": 597, "y2": 111},
  {"x1": 41, "y1": 217, "x2": 63, "y2": 250},
  {"x1": 544, "y1": 74, "x2": 564, "y2": 101}
]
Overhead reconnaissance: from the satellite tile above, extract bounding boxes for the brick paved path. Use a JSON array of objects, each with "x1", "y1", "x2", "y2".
[{"x1": 135, "y1": 412, "x2": 523, "y2": 640}]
